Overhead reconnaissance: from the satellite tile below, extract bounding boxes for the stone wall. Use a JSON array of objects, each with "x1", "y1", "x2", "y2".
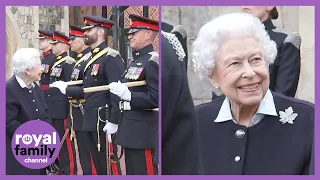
[
  {"x1": 6, "y1": 6, "x2": 69, "y2": 80},
  {"x1": 8, "y1": 6, "x2": 37, "y2": 48},
  {"x1": 39, "y1": 6, "x2": 64, "y2": 32}
]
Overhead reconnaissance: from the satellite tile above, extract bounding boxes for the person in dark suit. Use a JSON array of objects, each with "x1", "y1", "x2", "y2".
[
  {"x1": 105, "y1": 14, "x2": 159, "y2": 175},
  {"x1": 192, "y1": 13, "x2": 313, "y2": 175},
  {"x1": 52, "y1": 16, "x2": 125, "y2": 175},
  {"x1": 161, "y1": 28, "x2": 201, "y2": 175},
  {"x1": 6, "y1": 48, "x2": 52, "y2": 175},
  {"x1": 66, "y1": 25, "x2": 93, "y2": 175},
  {"x1": 49, "y1": 31, "x2": 76, "y2": 175},
  {"x1": 241, "y1": 6, "x2": 301, "y2": 97}
]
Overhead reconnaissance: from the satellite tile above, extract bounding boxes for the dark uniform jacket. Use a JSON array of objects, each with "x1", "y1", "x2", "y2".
[
  {"x1": 264, "y1": 18, "x2": 301, "y2": 97},
  {"x1": 47, "y1": 52, "x2": 75, "y2": 120},
  {"x1": 161, "y1": 33, "x2": 201, "y2": 175},
  {"x1": 115, "y1": 44, "x2": 158, "y2": 150},
  {"x1": 40, "y1": 49, "x2": 56, "y2": 107},
  {"x1": 196, "y1": 92, "x2": 314, "y2": 175},
  {"x1": 40, "y1": 49, "x2": 56, "y2": 89},
  {"x1": 6, "y1": 75, "x2": 52, "y2": 175},
  {"x1": 66, "y1": 42, "x2": 125, "y2": 131},
  {"x1": 66, "y1": 47, "x2": 91, "y2": 131}
]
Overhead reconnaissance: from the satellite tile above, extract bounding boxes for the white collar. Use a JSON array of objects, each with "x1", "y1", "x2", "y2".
[
  {"x1": 15, "y1": 75, "x2": 35, "y2": 89},
  {"x1": 214, "y1": 89, "x2": 278, "y2": 123}
]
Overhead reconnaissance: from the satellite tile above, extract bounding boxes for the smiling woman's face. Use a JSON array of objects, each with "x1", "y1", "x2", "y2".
[
  {"x1": 26, "y1": 57, "x2": 43, "y2": 82},
  {"x1": 209, "y1": 35, "x2": 270, "y2": 106}
]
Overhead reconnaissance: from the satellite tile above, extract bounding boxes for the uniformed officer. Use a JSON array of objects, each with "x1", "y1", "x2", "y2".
[
  {"x1": 54, "y1": 16, "x2": 125, "y2": 175},
  {"x1": 82, "y1": 16, "x2": 125, "y2": 175},
  {"x1": 161, "y1": 28, "x2": 201, "y2": 175},
  {"x1": 37, "y1": 30, "x2": 56, "y2": 92},
  {"x1": 6, "y1": 48, "x2": 52, "y2": 175},
  {"x1": 242, "y1": 6, "x2": 301, "y2": 97},
  {"x1": 66, "y1": 25, "x2": 93, "y2": 175},
  {"x1": 36, "y1": 31, "x2": 58, "y2": 175},
  {"x1": 105, "y1": 14, "x2": 159, "y2": 175},
  {"x1": 49, "y1": 31, "x2": 76, "y2": 175}
]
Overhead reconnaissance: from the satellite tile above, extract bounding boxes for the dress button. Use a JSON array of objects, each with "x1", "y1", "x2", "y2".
[
  {"x1": 234, "y1": 156, "x2": 241, "y2": 162},
  {"x1": 29, "y1": 90, "x2": 32, "y2": 93},
  {"x1": 36, "y1": 109, "x2": 38, "y2": 111},
  {"x1": 85, "y1": 77, "x2": 88, "y2": 79},
  {"x1": 32, "y1": 100, "x2": 35, "y2": 102},
  {"x1": 48, "y1": 95, "x2": 50, "y2": 97},
  {"x1": 235, "y1": 129, "x2": 245, "y2": 138}
]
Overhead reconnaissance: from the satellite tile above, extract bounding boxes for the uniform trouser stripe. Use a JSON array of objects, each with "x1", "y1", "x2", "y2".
[
  {"x1": 109, "y1": 143, "x2": 119, "y2": 175},
  {"x1": 64, "y1": 119, "x2": 75, "y2": 175},
  {"x1": 90, "y1": 153, "x2": 97, "y2": 175},
  {"x1": 145, "y1": 149, "x2": 154, "y2": 175}
]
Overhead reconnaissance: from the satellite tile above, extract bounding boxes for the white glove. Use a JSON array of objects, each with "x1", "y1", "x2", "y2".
[
  {"x1": 103, "y1": 122, "x2": 118, "y2": 143},
  {"x1": 109, "y1": 81, "x2": 131, "y2": 101},
  {"x1": 51, "y1": 81, "x2": 67, "y2": 94}
]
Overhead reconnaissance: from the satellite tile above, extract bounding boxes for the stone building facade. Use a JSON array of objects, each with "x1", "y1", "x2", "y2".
[{"x1": 6, "y1": 6, "x2": 69, "y2": 80}]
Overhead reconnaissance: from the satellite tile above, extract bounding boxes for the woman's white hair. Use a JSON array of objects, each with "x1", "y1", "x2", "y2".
[
  {"x1": 192, "y1": 12, "x2": 277, "y2": 95},
  {"x1": 12, "y1": 48, "x2": 40, "y2": 77}
]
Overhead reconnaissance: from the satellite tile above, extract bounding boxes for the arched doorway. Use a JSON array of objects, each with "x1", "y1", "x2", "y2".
[{"x1": 6, "y1": 6, "x2": 21, "y2": 80}]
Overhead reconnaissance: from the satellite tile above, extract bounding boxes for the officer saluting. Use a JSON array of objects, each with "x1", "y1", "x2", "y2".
[
  {"x1": 66, "y1": 25, "x2": 93, "y2": 175},
  {"x1": 54, "y1": 16, "x2": 125, "y2": 175},
  {"x1": 105, "y1": 14, "x2": 159, "y2": 175},
  {"x1": 49, "y1": 31, "x2": 76, "y2": 175}
]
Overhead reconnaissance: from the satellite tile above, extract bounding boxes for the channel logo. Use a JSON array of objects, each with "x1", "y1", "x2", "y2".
[{"x1": 11, "y1": 120, "x2": 60, "y2": 169}]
